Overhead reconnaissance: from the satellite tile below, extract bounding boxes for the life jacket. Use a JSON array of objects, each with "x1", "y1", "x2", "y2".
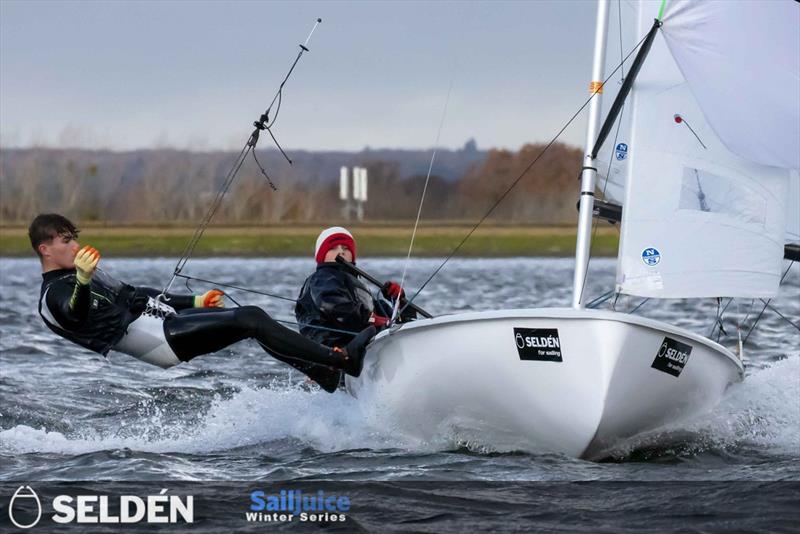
[{"x1": 294, "y1": 263, "x2": 374, "y2": 347}]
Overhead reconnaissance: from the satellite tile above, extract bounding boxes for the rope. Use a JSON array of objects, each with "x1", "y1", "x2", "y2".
[
  {"x1": 175, "y1": 272, "x2": 297, "y2": 303},
  {"x1": 160, "y1": 19, "x2": 321, "y2": 297},
  {"x1": 206, "y1": 274, "x2": 358, "y2": 337},
  {"x1": 400, "y1": 28, "x2": 653, "y2": 316},
  {"x1": 392, "y1": 76, "x2": 455, "y2": 323},
  {"x1": 586, "y1": 289, "x2": 615, "y2": 309}
]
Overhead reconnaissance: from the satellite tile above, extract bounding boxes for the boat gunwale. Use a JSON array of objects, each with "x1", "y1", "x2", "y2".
[{"x1": 378, "y1": 307, "x2": 744, "y2": 375}]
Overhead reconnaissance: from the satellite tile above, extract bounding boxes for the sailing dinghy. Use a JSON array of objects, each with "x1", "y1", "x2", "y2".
[{"x1": 346, "y1": 0, "x2": 799, "y2": 460}]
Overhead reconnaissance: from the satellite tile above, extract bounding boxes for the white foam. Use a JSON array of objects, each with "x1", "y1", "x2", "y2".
[
  {"x1": 1, "y1": 355, "x2": 797, "y2": 458},
  {"x1": 0, "y1": 384, "x2": 421, "y2": 456}
]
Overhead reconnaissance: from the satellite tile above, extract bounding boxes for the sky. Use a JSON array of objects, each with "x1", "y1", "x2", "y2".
[{"x1": 0, "y1": 0, "x2": 600, "y2": 152}]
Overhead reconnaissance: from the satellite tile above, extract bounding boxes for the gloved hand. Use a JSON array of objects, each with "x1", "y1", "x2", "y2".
[
  {"x1": 194, "y1": 289, "x2": 224, "y2": 308},
  {"x1": 381, "y1": 281, "x2": 404, "y2": 301},
  {"x1": 370, "y1": 313, "x2": 390, "y2": 328},
  {"x1": 74, "y1": 245, "x2": 100, "y2": 285}
]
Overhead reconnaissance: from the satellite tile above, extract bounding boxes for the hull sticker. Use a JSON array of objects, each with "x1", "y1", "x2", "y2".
[
  {"x1": 651, "y1": 336, "x2": 692, "y2": 377},
  {"x1": 514, "y1": 328, "x2": 562, "y2": 362}
]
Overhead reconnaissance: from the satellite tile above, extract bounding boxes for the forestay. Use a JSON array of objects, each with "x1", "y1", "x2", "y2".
[{"x1": 615, "y1": 0, "x2": 794, "y2": 299}]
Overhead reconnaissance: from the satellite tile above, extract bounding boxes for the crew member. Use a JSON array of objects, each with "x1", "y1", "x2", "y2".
[
  {"x1": 293, "y1": 226, "x2": 416, "y2": 391},
  {"x1": 31, "y1": 214, "x2": 375, "y2": 386}
]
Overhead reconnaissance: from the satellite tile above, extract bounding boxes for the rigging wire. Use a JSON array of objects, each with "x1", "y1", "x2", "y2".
[
  {"x1": 742, "y1": 261, "x2": 795, "y2": 344},
  {"x1": 160, "y1": 18, "x2": 322, "y2": 298},
  {"x1": 391, "y1": 76, "x2": 455, "y2": 323},
  {"x1": 399, "y1": 27, "x2": 653, "y2": 316},
  {"x1": 204, "y1": 275, "x2": 358, "y2": 337}
]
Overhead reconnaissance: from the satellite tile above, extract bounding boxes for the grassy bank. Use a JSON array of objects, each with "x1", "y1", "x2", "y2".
[{"x1": 0, "y1": 224, "x2": 620, "y2": 257}]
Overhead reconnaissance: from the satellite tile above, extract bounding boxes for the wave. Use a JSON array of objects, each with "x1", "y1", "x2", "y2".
[{"x1": 1, "y1": 355, "x2": 797, "y2": 460}]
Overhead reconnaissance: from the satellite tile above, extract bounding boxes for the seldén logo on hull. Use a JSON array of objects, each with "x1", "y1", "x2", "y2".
[
  {"x1": 651, "y1": 337, "x2": 692, "y2": 377},
  {"x1": 514, "y1": 328, "x2": 562, "y2": 362}
]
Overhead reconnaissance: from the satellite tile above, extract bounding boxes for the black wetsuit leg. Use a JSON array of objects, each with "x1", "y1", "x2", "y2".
[{"x1": 163, "y1": 306, "x2": 344, "y2": 369}]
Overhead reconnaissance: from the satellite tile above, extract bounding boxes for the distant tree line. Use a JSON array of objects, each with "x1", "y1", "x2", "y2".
[{"x1": 0, "y1": 142, "x2": 582, "y2": 224}]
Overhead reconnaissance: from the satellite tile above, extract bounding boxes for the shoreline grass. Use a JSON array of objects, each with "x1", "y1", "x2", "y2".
[{"x1": 0, "y1": 225, "x2": 620, "y2": 258}]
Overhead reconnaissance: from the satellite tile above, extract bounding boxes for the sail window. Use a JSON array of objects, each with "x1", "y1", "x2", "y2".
[{"x1": 678, "y1": 167, "x2": 767, "y2": 228}]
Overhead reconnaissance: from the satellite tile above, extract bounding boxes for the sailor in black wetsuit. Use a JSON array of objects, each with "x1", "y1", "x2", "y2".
[
  {"x1": 31, "y1": 214, "x2": 375, "y2": 384},
  {"x1": 293, "y1": 227, "x2": 416, "y2": 391}
]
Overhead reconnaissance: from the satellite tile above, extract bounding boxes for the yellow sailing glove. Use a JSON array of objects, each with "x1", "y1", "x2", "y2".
[
  {"x1": 194, "y1": 289, "x2": 224, "y2": 308},
  {"x1": 74, "y1": 245, "x2": 100, "y2": 285}
]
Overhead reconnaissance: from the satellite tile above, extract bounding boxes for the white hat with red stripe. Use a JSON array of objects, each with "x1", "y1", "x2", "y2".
[{"x1": 315, "y1": 226, "x2": 356, "y2": 264}]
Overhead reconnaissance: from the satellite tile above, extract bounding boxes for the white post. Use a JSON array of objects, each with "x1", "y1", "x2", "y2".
[
  {"x1": 339, "y1": 166, "x2": 349, "y2": 201},
  {"x1": 340, "y1": 166, "x2": 351, "y2": 220},
  {"x1": 352, "y1": 167, "x2": 362, "y2": 202},
  {"x1": 360, "y1": 167, "x2": 368, "y2": 202},
  {"x1": 572, "y1": 0, "x2": 610, "y2": 309}
]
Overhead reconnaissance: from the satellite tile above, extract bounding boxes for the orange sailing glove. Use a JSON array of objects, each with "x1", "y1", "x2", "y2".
[
  {"x1": 74, "y1": 245, "x2": 100, "y2": 285},
  {"x1": 194, "y1": 289, "x2": 224, "y2": 308}
]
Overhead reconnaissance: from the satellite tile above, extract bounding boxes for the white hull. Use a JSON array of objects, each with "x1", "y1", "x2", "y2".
[{"x1": 345, "y1": 308, "x2": 743, "y2": 460}]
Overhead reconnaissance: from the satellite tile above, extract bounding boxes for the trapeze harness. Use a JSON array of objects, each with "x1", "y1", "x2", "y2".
[{"x1": 38, "y1": 268, "x2": 350, "y2": 370}]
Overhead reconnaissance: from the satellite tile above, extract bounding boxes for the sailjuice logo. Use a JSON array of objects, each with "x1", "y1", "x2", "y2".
[
  {"x1": 615, "y1": 142, "x2": 628, "y2": 160},
  {"x1": 8, "y1": 486, "x2": 42, "y2": 529},
  {"x1": 248, "y1": 489, "x2": 349, "y2": 523},
  {"x1": 641, "y1": 247, "x2": 661, "y2": 266}
]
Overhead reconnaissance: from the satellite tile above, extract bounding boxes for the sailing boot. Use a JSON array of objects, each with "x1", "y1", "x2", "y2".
[{"x1": 333, "y1": 326, "x2": 377, "y2": 377}]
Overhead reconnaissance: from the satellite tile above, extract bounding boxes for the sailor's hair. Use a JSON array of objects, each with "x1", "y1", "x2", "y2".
[{"x1": 29, "y1": 213, "x2": 80, "y2": 258}]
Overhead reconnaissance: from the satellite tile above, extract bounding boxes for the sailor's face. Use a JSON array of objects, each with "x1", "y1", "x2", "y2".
[
  {"x1": 324, "y1": 244, "x2": 353, "y2": 263},
  {"x1": 42, "y1": 234, "x2": 80, "y2": 269}
]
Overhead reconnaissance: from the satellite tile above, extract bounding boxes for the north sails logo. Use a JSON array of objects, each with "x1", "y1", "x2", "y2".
[
  {"x1": 514, "y1": 328, "x2": 562, "y2": 362},
  {"x1": 8, "y1": 486, "x2": 42, "y2": 529}
]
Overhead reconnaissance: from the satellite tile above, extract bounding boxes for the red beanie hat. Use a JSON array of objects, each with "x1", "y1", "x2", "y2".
[{"x1": 315, "y1": 226, "x2": 356, "y2": 264}]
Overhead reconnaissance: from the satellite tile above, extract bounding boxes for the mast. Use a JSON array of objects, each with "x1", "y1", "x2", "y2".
[{"x1": 572, "y1": 0, "x2": 610, "y2": 309}]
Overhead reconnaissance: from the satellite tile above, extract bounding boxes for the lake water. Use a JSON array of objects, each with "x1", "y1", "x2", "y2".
[{"x1": 1, "y1": 257, "x2": 798, "y2": 531}]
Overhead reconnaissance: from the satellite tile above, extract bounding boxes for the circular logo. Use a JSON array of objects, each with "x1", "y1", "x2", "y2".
[
  {"x1": 641, "y1": 247, "x2": 661, "y2": 266},
  {"x1": 615, "y1": 142, "x2": 628, "y2": 161},
  {"x1": 515, "y1": 333, "x2": 525, "y2": 349},
  {"x1": 8, "y1": 485, "x2": 42, "y2": 529}
]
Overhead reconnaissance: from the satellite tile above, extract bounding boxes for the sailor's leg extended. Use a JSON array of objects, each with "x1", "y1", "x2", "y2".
[{"x1": 163, "y1": 306, "x2": 374, "y2": 374}]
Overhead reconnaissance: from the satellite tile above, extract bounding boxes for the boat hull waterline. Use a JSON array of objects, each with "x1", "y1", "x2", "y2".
[{"x1": 345, "y1": 308, "x2": 743, "y2": 460}]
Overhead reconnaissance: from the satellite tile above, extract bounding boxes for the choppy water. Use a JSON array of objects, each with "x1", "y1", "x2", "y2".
[{"x1": 1, "y1": 257, "x2": 798, "y2": 530}]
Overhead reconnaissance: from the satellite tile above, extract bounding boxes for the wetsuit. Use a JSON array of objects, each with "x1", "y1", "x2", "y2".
[
  {"x1": 293, "y1": 262, "x2": 416, "y2": 391},
  {"x1": 38, "y1": 267, "x2": 350, "y2": 373}
]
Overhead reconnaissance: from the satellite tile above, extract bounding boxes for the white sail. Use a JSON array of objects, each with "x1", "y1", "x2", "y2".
[
  {"x1": 615, "y1": 2, "x2": 791, "y2": 299},
  {"x1": 595, "y1": 0, "x2": 645, "y2": 204},
  {"x1": 661, "y1": 0, "x2": 800, "y2": 170}
]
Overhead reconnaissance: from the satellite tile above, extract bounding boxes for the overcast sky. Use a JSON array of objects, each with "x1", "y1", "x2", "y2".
[{"x1": 1, "y1": 0, "x2": 602, "y2": 152}]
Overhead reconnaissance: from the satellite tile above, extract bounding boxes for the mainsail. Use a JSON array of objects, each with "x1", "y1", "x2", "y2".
[{"x1": 602, "y1": 0, "x2": 798, "y2": 299}]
